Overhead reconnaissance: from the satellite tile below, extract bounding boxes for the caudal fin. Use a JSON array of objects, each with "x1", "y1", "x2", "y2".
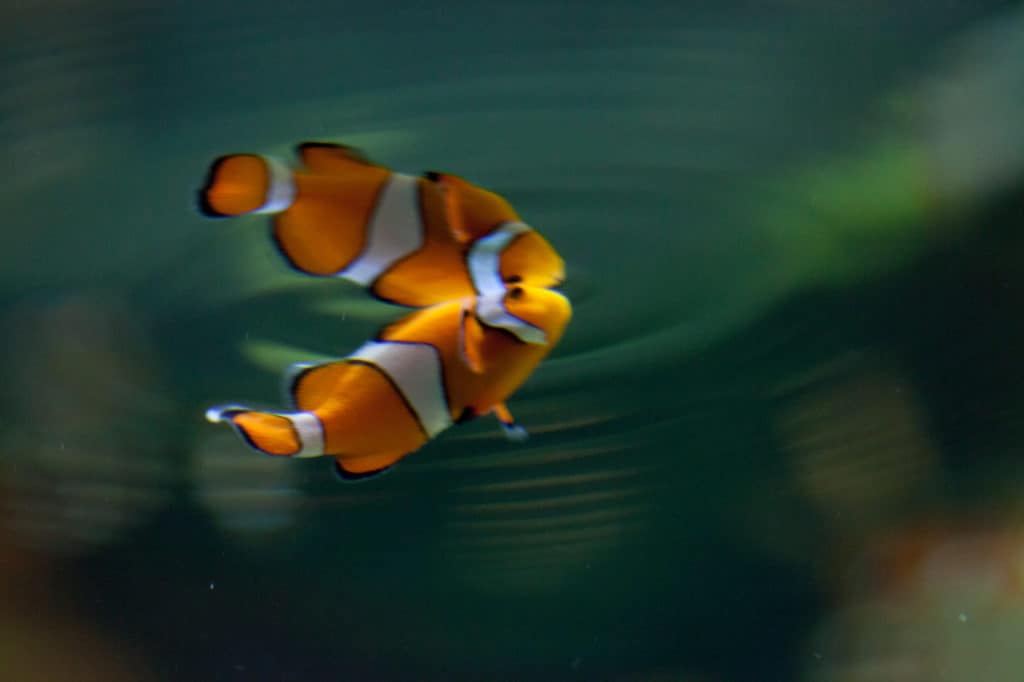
[
  {"x1": 206, "y1": 404, "x2": 323, "y2": 458},
  {"x1": 198, "y1": 154, "x2": 296, "y2": 217}
]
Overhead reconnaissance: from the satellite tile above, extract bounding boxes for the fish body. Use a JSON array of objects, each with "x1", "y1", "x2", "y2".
[
  {"x1": 198, "y1": 143, "x2": 564, "y2": 307},
  {"x1": 206, "y1": 286, "x2": 571, "y2": 479}
]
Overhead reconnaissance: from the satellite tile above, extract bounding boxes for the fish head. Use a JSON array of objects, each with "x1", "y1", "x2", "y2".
[
  {"x1": 501, "y1": 285, "x2": 572, "y2": 347},
  {"x1": 500, "y1": 229, "x2": 566, "y2": 289}
]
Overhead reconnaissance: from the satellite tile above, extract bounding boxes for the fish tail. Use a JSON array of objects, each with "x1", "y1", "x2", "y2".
[
  {"x1": 205, "y1": 404, "x2": 323, "y2": 458},
  {"x1": 198, "y1": 154, "x2": 296, "y2": 217}
]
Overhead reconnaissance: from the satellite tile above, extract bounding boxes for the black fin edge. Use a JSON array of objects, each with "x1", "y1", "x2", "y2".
[
  {"x1": 196, "y1": 155, "x2": 234, "y2": 217},
  {"x1": 269, "y1": 218, "x2": 335, "y2": 279},
  {"x1": 282, "y1": 362, "x2": 318, "y2": 410},
  {"x1": 216, "y1": 408, "x2": 267, "y2": 455},
  {"x1": 210, "y1": 406, "x2": 304, "y2": 458},
  {"x1": 332, "y1": 460, "x2": 392, "y2": 483},
  {"x1": 294, "y1": 141, "x2": 372, "y2": 165}
]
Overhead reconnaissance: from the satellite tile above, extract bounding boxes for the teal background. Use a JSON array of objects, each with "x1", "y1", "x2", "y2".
[{"x1": 3, "y1": 2, "x2": 1024, "y2": 680}]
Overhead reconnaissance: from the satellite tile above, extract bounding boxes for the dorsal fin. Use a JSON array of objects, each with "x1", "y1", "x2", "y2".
[
  {"x1": 295, "y1": 142, "x2": 375, "y2": 174},
  {"x1": 286, "y1": 360, "x2": 349, "y2": 411}
]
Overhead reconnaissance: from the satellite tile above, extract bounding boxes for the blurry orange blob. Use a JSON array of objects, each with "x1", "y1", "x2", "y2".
[{"x1": 805, "y1": 519, "x2": 1024, "y2": 682}]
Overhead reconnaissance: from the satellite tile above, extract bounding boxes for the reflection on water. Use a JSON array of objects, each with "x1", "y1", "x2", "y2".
[
  {"x1": 3, "y1": 1, "x2": 1024, "y2": 680},
  {"x1": 1, "y1": 294, "x2": 173, "y2": 553},
  {"x1": 775, "y1": 356, "x2": 941, "y2": 538},
  {"x1": 192, "y1": 431, "x2": 303, "y2": 540}
]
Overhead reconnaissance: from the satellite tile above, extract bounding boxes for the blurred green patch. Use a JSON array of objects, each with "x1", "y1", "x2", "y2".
[{"x1": 758, "y1": 138, "x2": 938, "y2": 289}]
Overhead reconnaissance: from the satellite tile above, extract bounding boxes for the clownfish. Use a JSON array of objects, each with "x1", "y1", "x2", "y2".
[
  {"x1": 197, "y1": 142, "x2": 564, "y2": 307},
  {"x1": 206, "y1": 285, "x2": 571, "y2": 479}
]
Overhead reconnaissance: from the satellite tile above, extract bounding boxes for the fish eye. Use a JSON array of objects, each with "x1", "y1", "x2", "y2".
[
  {"x1": 508, "y1": 286, "x2": 524, "y2": 300},
  {"x1": 505, "y1": 275, "x2": 522, "y2": 284}
]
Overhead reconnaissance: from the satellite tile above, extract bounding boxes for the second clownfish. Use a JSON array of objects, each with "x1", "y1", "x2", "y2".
[
  {"x1": 198, "y1": 142, "x2": 564, "y2": 307},
  {"x1": 206, "y1": 286, "x2": 571, "y2": 479}
]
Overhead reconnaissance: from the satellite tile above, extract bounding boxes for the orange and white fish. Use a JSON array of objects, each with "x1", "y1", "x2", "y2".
[
  {"x1": 206, "y1": 285, "x2": 571, "y2": 479},
  {"x1": 198, "y1": 142, "x2": 564, "y2": 307}
]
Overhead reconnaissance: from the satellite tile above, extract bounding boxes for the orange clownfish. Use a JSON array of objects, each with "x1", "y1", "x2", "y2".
[
  {"x1": 197, "y1": 142, "x2": 565, "y2": 307},
  {"x1": 205, "y1": 286, "x2": 571, "y2": 479}
]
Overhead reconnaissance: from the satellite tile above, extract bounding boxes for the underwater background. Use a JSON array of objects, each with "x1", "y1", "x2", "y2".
[{"x1": 4, "y1": 1, "x2": 1024, "y2": 680}]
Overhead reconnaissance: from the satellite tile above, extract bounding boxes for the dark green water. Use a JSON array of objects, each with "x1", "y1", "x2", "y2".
[{"x1": 4, "y1": 2, "x2": 1024, "y2": 680}]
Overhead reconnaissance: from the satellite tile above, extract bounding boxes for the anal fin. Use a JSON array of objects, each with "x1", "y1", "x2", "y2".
[{"x1": 332, "y1": 452, "x2": 406, "y2": 482}]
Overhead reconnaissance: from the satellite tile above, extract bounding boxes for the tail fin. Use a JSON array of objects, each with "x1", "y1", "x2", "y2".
[
  {"x1": 206, "y1": 404, "x2": 323, "y2": 458},
  {"x1": 198, "y1": 154, "x2": 296, "y2": 217}
]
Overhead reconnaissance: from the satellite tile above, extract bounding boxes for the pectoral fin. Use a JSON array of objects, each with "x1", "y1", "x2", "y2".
[
  {"x1": 494, "y1": 403, "x2": 528, "y2": 442},
  {"x1": 424, "y1": 171, "x2": 472, "y2": 244},
  {"x1": 458, "y1": 304, "x2": 486, "y2": 374}
]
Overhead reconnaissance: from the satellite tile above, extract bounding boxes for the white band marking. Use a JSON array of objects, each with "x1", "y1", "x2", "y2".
[
  {"x1": 467, "y1": 221, "x2": 532, "y2": 295},
  {"x1": 348, "y1": 341, "x2": 452, "y2": 438},
  {"x1": 476, "y1": 291, "x2": 547, "y2": 345},
  {"x1": 253, "y1": 156, "x2": 296, "y2": 214},
  {"x1": 205, "y1": 404, "x2": 324, "y2": 458},
  {"x1": 339, "y1": 173, "x2": 424, "y2": 285},
  {"x1": 289, "y1": 411, "x2": 325, "y2": 458}
]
